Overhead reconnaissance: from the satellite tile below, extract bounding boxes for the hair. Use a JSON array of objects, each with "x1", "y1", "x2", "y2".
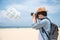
[{"x1": 36, "y1": 11, "x2": 47, "y2": 18}]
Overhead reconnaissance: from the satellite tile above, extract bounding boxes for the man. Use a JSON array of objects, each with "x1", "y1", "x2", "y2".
[{"x1": 32, "y1": 7, "x2": 50, "y2": 40}]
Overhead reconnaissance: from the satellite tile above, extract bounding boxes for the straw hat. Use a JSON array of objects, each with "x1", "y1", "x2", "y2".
[{"x1": 37, "y1": 7, "x2": 47, "y2": 12}]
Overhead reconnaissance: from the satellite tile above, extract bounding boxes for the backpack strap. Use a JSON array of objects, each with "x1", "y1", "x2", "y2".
[
  {"x1": 42, "y1": 17, "x2": 51, "y2": 40},
  {"x1": 42, "y1": 27, "x2": 50, "y2": 40}
]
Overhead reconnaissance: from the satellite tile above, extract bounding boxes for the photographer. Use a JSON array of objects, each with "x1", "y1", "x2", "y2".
[{"x1": 31, "y1": 7, "x2": 50, "y2": 40}]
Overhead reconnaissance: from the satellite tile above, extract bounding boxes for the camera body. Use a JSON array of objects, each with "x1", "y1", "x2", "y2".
[
  {"x1": 31, "y1": 12, "x2": 34, "y2": 16},
  {"x1": 31, "y1": 12, "x2": 37, "y2": 18}
]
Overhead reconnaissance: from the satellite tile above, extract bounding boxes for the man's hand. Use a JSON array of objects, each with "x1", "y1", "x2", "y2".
[{"x1": 32, "y1": 14, "x2": 37, "y2": 23}]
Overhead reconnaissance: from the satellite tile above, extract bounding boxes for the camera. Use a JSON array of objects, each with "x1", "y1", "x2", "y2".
[
  {"x1": 31, "y1": 12, "x2": 37, "y2": 18},
  {"x1": 31, "y1": 11, "x2": 47, "y2": 17},
  {"x1": 31, "y1": 12, "x2": 34, "y2": 16}
]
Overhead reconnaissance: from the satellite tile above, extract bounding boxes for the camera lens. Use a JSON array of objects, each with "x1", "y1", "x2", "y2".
[{"x1": 31, "y1": 13, "x2": 34, "y2": 16}]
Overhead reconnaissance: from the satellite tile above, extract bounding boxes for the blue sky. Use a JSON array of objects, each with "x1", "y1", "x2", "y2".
[{"x1": 0, "y1": 0, "x2": 60, "y2": 27}]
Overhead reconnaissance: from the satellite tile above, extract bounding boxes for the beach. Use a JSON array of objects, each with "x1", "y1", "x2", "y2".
[{"x1": 0, "y1": 28, "x2": 60, "y2": 40}]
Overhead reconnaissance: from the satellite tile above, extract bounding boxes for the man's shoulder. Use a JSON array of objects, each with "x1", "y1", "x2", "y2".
[{"x1": 42, "y1": 19, "x2": 50, "y2": 23}]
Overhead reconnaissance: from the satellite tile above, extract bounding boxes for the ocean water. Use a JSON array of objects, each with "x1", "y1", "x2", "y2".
[
  {"x1": 0, "y1": 26, "x2": 60, "y2": 28},
  {"x1": 0, "y1": 26, "x2": 32, "y2": 28}
]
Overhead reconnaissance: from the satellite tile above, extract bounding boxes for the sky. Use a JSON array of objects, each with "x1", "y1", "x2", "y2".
[{"x1": 0, "y1": 0, "x2": 60, "y2": 27}]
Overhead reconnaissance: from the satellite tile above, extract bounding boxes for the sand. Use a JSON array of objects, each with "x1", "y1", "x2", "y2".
[{"x1": 0, "y1": 28, "x2": 60, "y2": 40}]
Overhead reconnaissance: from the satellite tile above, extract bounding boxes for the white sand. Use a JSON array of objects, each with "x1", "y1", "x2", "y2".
[{"x1": 0, "y1": 28, "x2": 60, "y2": 40}]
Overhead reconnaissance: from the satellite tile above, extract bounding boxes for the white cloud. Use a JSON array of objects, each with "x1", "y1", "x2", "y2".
[
  {"x1": 5, "y1": 7, "x2": 21, "y2": 20},
  {"x1": 0, "y1": 7, "x2": 21, "y2": 22}
]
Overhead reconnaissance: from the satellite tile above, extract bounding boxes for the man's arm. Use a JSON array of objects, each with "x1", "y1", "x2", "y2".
[{"x1": 32, "y1": 19, "x2": 48, "y2": 29}]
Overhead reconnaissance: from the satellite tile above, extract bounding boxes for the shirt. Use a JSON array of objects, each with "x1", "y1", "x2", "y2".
[{"x1": 32, "y1": 17, "x2": 50, "y2": 40}]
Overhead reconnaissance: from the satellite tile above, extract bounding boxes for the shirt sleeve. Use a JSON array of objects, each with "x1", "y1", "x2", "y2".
[{"x1": 32, "y1": 19, "x2": 48, "y2": 29}]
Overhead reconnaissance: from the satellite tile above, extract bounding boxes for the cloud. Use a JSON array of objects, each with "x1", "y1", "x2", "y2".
[
  {"x1": 0, "y1": 7, "x2": 21, "y2": 22},
  {"x1": 0, "y1": 7, "x2": 22, "y2": 26},
  {"x1": 6, "y1": 7, "x2": 21, "y2": 20}
]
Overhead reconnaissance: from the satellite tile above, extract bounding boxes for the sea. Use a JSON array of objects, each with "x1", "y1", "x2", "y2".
[{"x1": 0, "y1": 26, "x2": 32, "y2": 28}]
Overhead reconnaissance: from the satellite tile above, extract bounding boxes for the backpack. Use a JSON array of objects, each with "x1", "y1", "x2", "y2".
[{"x1": 42, "y1": 18, "x2": 59, "y2": 40}]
